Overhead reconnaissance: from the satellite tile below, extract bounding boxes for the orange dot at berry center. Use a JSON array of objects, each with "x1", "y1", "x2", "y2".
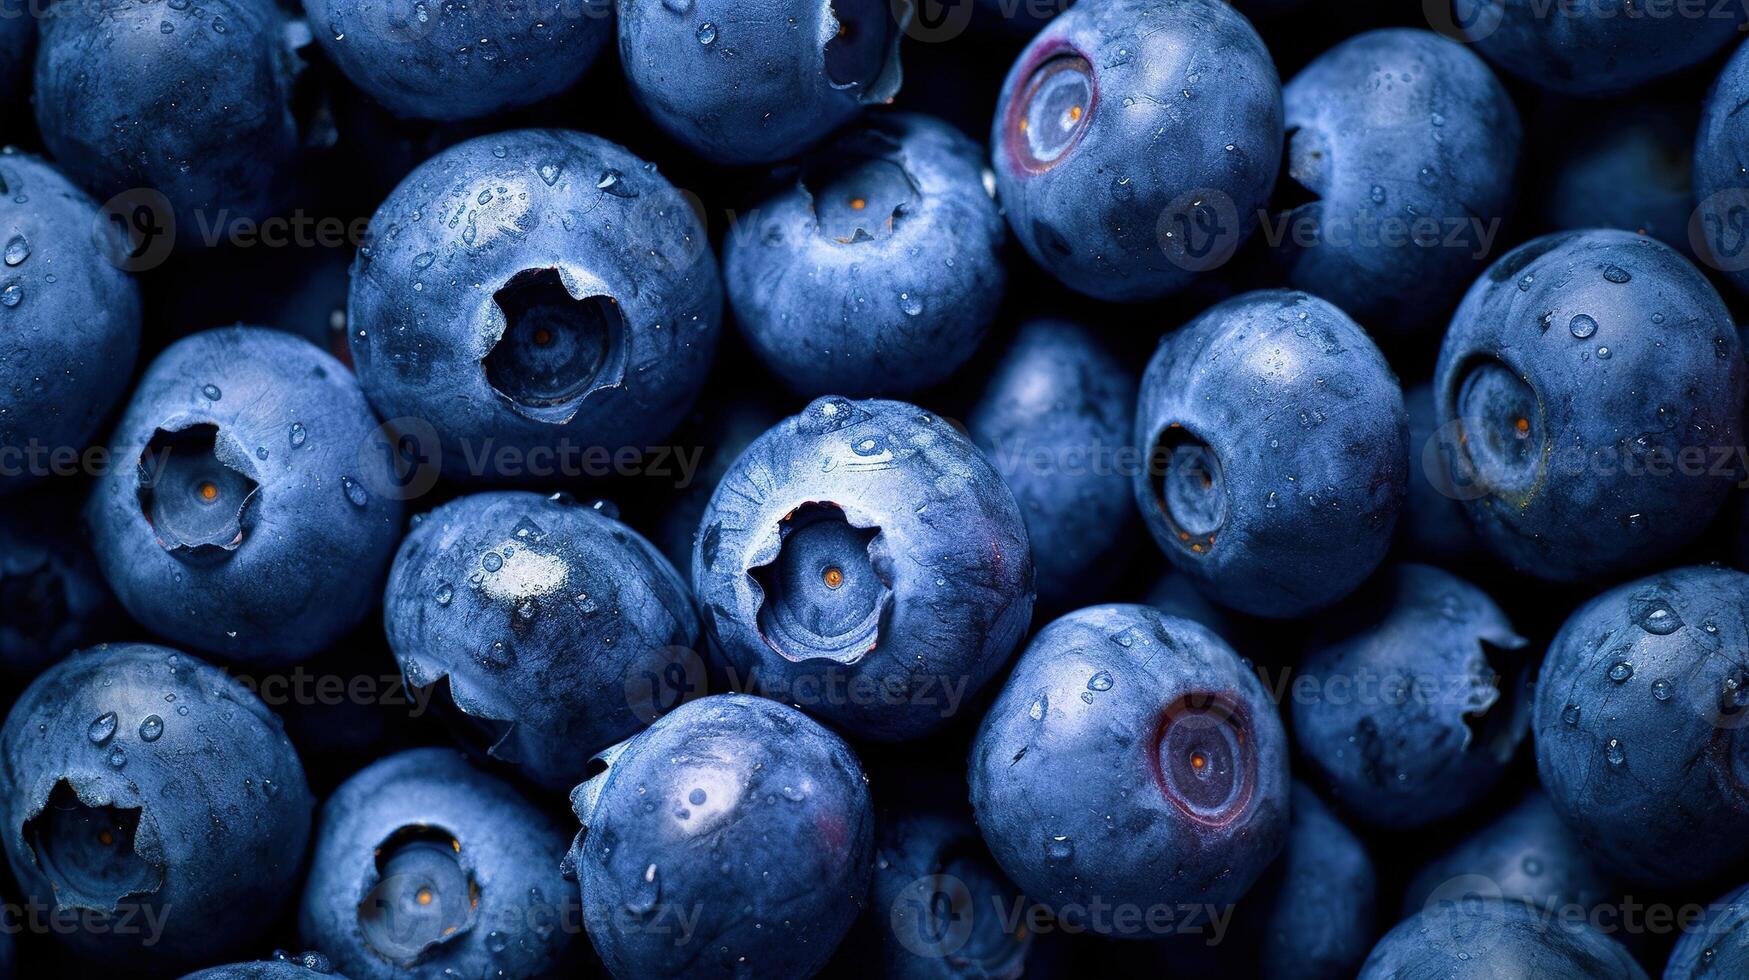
[
  {"x1": 823, "y1": 566, "x2": 844, "y2": 589},
  {"x1": 198, "y1": 481, "x2": 218, "y2": 501}
]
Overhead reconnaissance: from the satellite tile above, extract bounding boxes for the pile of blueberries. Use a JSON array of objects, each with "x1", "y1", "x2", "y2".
[{"x1": 12, "y1": 0, "x2": 1749, "y2": 976}]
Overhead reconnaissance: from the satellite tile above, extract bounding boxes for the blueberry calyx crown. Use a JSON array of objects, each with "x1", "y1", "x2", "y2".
[
  {"x1": 1148, "y1": 423, "x2": 1226, "y2": 556},
  {"x1": 802, "y1": 131, "x2": 921, "y2": 245},
  {"x1": 137, "y1": 422, "x2": 260, "y2": 559},
  {"x1": 1153, "y1": 693, "x2": 1253, "y2": 827},
  {"x1": 483, "y1": 268, "x2": 628, "y2": 425},
  {"x1": 1449, "y1": 356, "x2": 1544, "y2": 504},
  {"x1": 25, "y1": 780, "x2": 163, "y2": 913},
  {"x1": 751, "y1": 502, "x2": 891, "y2": 665},
  {"x1": 822, "y1": 0, "x2": 908, "y2": 103},
  {"x1": 356, "y1": 823, "x2": 480, "y2": 966},
  {"x1": 1007, "y1": 50, "x2": 1095, "y2": 174}
]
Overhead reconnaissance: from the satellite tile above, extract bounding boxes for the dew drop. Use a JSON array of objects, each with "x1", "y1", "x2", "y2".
[
  {"x1": 1607, "y1": 661, "x2": 1633, "y2": 683},
  {"x1": 1652, "y1": 679, "x2": 1672, "y2": 701},
  {"x1": 1561, "y1": 703, "x2": 1580, "y2": 726},
  {"x1": 1605, "y1": 738, "x2": 1625, "y2": 766},
  {"x1": 1087, "y1": 671, "x2": 1114, "y2": 692},
  {"x1": 88, "y1": 712, "x2": 117, "y2": 745},
  {"x1": 289, "y1": 422, "x2": 308, "y2": 447},
  {"x1": 138, "y1": 715, "x2": 163, "y2": 742},
  {"x1": 696, "y1": 21, "x2": 717, "y2": 44},
  {"x1": 3, "y1": 235, "x2": 28, "y2": 266},
  {"x1": 1633, "y1": 598, "x2": 1683, "y2": 635},
  {"x1": 1569, "y1": 314, "x2": 1597, "y2": 339}
]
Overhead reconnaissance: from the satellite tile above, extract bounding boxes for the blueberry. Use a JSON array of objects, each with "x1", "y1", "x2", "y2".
[
  {"x1": 1294, "y1": 564, "x2": 1529, "y2": 829},
  {"x1": 967, "y1": 318, "x2": 1136, "y2": 611},
  {"x1": 1546, "y1": 101, "x2": 1694, "y2": 257},
  {"x1": 0, "y1": 643, "x2": 312, "y2": 969},
  {"x1": 0, "y1": 153, "x2": 141, "y2": 496},
  {"x1": 348, "y1": 129, "x2": 722, "y2": 484},
  {"x1": 725, "y1": 113, "x2": 1006, "y2": 397},
  {"x1": 1401, "y1": 790, "x2": 1615, "y2": 921},
  {"x1": 838, "y1": 808, "x2": 1031, "y2": 978},
  {"x1": 693, "y1": 397, "x2": 1034, "y2": 740},
  {"x1": 0, "y1": 489, "x2": 116, "y2": 677},
  {"x1": 384, "y1": 490, "x2": 701, "y2": 792},
  {"x1": 0, "y1": 0, "x2": 32, "y2": 112},
  {"x1": 1694, "y1": 39, "x2": 1749, "y2": 292},
  {"x1": 303, "y1": 0, "x2": 612, "y2": 120},
  {"x1": 1453, "y1": 0, "x2": 1744, "y2": 95},
  {"x1": 1358, "y1": 898, "x2": 1646, "y2": 979},
  {"x1": 181, "y1": 950, "x2": 342, "y2": 980},
  {"x1": 991, "y1": 0, "x2": 1282, "y2": 301},
  {"x1": 969, "y1": 605, "x2": 1289, "y2": 933},
  {"x1": 87, "y1": 327, "x2": 403, "y2": 664},
  {"x1": 1276, "y1": 29, "x2": 1520, "y2": 334},
  {"x1": 300, "y1": 748, "x2": 575, "y2": 979},
  {"x1": 565, "y1": 694, "x2": 874, "y2": 979},
  {"x1": 1534, "y1": 565, "x2": 1749, "y2": 888},
  {"x1": 1433, "y1": 231, "x2": 1746, "y2": 581},
  {"x1": 1401, "y1": 382, "x2": 1480, "y2": 564},
  {"x1": 35, "y1": 0, "x2": 303, "y2": 237},
  {"x1": 1134, "y1": 289, "x2": 1407, "y2": 618},
  {"x1": 1249, "y1": 783, "x2": 1378, "y2": 980},
  {"x1": 1666, "y1": 879, "x2": 1749, "y2": 979},
  {"x1": 617, "y1": 0, "x2": 908, "y2": 165}
]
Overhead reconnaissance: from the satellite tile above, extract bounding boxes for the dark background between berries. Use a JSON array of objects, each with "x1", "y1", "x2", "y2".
[{"x1": 7, "y1": 0, "x2": 1749, "y2": 976}]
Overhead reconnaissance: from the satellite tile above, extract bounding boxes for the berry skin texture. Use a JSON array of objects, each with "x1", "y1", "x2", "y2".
[
  {"x1": 384, "y1": 490, "x2": 702, "y2": 792},
  {"x1": 299, "y1": 748, "x2": 577, "y2": 980},
  {"x1": 969, "y1": 605, "x2": 1289, "y2": 934},
  {"x1": 967, "y1": 318, "x2": 1137, "y2": 612},
  {"x1": 1433, "y1": 230, "x2": 1746, "y2": 582},
  {"x1": 180, "y1": 951, "x2": 342, "y2": 980},
  {"x1": 34, "y1": 0, "x2": 302, "y2": 237},
  {"x1": 1666, "y1": 879, "x2": 1749, "y2": 979},
  {"x1": 1134, "y1": 289, "x2": 1408, "y2": 618},
  {"x1": 1358, "y1": 898, "x2": 1646, "y2": 979},
  {"x1": 1294, "y1": 564, "x2": 1529, "y2": 829},
  {"x1": 991, "y1": 0, "x2": 1282, "y2": 302},
  {"x1": 725, "y1": 113, "x2": 1006, "y2": 397},
  {"x1": 0, "y1": 153, "x2": 142, "y2": 497},
  {"x1": 617, "y1": 0, "x2": 909, "y2": 165},
  {"x1": 0, "y1": 643, "x2": 313, "y2": 970},
  {"x1": 692, "y1": 397, "x2": 1035, "y2": 741},
  {"x1": 347, "y1": 128, "x2": 722, "y2": 484},
  {"x1": 566, "y1": 694, "x2": 874, "y2": 980},
  {"x1": 835, "y1": 808, "x2": 1032, "y2": 978},
  {"x1": 1401, "y1": 790, "x2": 1615, "y2": 922},
  {"x1": 1247, "y1": 783, "x2": 1377, "y2": 980},
  {"x1": 302, "y1": 0, "x2": 612, "y2": 121},
  {"x1": 1277, "y1": 29, "x2": 1521, "y2": 335},
  {"x1": 1534, "y1": 566, "x2": 1749, "y2": 889},
  {"x1": 1454, "y1": 0, "x2": 1744, "y2": 96},
  {"x1": 87, "y1": 327, "x2": 403, "y2": 665},
  {"x1": 1694, "y1": 39, "x2": 1749, "y2": 294}
]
